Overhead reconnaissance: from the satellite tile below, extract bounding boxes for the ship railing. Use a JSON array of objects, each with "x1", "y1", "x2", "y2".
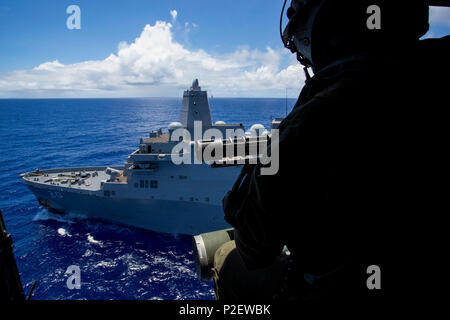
[{"x1": 21, "y1": 166, "x2": 124, "y2": 177}]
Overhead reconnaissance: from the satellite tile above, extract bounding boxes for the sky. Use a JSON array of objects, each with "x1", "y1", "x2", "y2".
[{"x1": 0, "y1": 0, "x2": 449, "y2": 98}]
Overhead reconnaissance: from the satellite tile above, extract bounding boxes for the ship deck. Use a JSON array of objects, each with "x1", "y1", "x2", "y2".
[
  {"x1": 21, "y1": 166, "x2": 124, "y2": 191},
  {"x1": 143, "y1": 133, "x2": 170, "y2": 143}
]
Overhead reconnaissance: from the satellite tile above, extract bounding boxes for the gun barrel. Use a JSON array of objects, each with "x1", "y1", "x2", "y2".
[{"x1": 195, "y1": 135, "x2": 270, "y2": 165}]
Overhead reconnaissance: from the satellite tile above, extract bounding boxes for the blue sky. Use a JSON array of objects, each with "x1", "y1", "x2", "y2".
[
  {"x1": 0, "y1": 0, "x2": 286, "y2": 72},
  {"x1": 0, "y1": 1, "x2": 448, "y2": 98}
]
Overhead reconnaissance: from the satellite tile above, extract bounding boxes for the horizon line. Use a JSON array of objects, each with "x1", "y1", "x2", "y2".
[{"x1": 0, "y1": 96, "x2": 299, "y2": 100}]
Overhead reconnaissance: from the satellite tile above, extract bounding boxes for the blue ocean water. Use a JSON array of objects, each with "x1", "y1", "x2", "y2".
[{"x1": 0, "y1": 97, "x2": 295, "y2": 300}]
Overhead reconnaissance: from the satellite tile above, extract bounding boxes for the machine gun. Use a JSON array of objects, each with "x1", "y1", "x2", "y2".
[
  {"x1": 192, "y1": 132, "x2": 280, "y2": 280},
  {"x1": 194, "y1": 135, "x2": 272, "y2": 167}
]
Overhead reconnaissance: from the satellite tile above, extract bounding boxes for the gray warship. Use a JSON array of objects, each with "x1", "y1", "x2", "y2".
[{"x1": 22, "y1": 80, "x2": 280, "y2": 235}]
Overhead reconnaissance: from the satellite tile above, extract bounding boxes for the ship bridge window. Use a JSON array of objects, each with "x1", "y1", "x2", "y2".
[
  {"x1": 104, "y1": 190, "x2": 110, "y2": 197},
  {"x1": 150, "y1": 180, "x2": 158, "y2": 189},
  {"x1": 179, "y1": 175, "x2": 187, "y2": 180},
  {"x1": 145, "y1": 180, "x2": 149, "y2": 188},
  {"x1": 140, "y1": 180, "x2": 144, "y2": 188},
  {"x1": 147, "y1": 145, "x2": 152, "y2": 153},
  {"x1": 134, "y1": 182, "x2": 138, "y2": 188}
]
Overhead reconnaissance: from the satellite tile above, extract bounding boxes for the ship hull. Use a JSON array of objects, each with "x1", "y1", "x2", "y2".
[{"x1": 24, "y1": 182, "x2": 230, "y2": 235}]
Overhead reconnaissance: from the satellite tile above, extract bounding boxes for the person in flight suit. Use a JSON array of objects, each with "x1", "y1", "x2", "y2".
[{"x1": 213, "y1": 0, "x2": 448, "y2": 301}]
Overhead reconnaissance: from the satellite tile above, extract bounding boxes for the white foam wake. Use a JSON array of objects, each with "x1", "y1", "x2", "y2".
[
  {"x1": 87, "y1": 233, "x2": 103, "y2": 246},
  {"x1": 57, "y1": 228, "x2": 71, "y2": 237}
]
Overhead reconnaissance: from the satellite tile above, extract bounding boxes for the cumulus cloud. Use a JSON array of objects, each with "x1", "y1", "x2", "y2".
[
  {"x1": 0, "y1": 17, "x2": 304, "y2": 98},
  {"x1": 430, "y1": 6, "x2": 450, "y2": 27}
]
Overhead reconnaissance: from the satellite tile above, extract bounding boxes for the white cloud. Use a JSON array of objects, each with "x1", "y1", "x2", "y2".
[
  {"x1": 0, "y1": 18, "x2": 304, "y2": 98},
  {"x1": 170, "y1": 10, "x2": 178, "y2": 21},
  {"x1": 430, "y1": 6, "x2": 450, "y2": 27}
]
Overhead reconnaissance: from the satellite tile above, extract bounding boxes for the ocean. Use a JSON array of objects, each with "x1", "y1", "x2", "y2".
[{"x1": 0, "y1": 97, "x2": 295, "y2": 300}]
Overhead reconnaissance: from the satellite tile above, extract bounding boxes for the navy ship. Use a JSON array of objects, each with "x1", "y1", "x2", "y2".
[{"x1": 21, "y1": 80, "x2": 277, "y2": 235}]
